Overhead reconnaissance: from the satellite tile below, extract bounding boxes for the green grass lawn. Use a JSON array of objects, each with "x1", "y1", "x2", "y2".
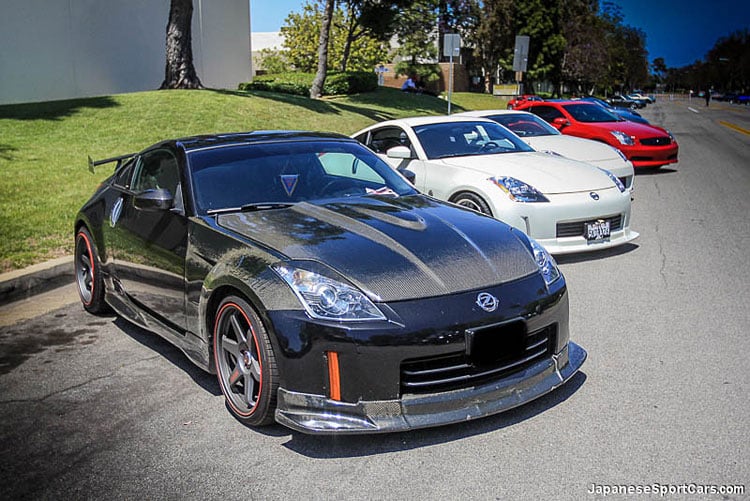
[{"x1": 0, "y1": 87, "x2": 509, "y2": 271}]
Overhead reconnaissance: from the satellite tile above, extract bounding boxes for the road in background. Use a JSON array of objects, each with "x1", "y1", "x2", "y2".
[{"x1": 1, "y1": 100, "x2": 748, "y2": 500}]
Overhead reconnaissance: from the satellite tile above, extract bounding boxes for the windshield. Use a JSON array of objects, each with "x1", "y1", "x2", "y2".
[
  {"x1": 414, "y1": 121, "x2": 534, "y2": 160},
  {"x1": 562, "y1": 103, "x2": 620, "y2": 123},
  {"x1": 486, "y1": 113, "x2": 560, "y2": 137},
  {"x1": 188, "y1": 140, "x2": 417, "y2": 214}
]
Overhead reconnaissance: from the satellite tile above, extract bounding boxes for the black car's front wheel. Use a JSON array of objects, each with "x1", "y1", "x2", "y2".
[
  {"x1": 213, "y1": 296, "x2": 278, "y2": 426},
  {"x1": 75, "y1": 226, "x2": 108, "y2": 313}
]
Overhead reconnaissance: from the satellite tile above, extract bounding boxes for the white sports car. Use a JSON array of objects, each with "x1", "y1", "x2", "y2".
[
  {"x1": 352, "y1": 116, "x2": 639, "y2": 254},
  {"x1": 456, "y1": 109, "x2": 635, "y2": 192}
]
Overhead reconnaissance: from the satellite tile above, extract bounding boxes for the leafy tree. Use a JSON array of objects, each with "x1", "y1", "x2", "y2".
[
  {"x1": 560, "y1": 1, "x2": 608, "y2": 94},
  {"x1": 281, "y1": 1, "x2": 389, "y2": 73},
  {"x1": 598, "y1": 2, "x2": 649, "y2": 93},
  {"x1": 311, "y1": 0, "x2": 335, "y2": 98},
  {"x1": 337, "y1": 0, "x2": 405, "y2": 71},
  {"x1": 471, "y1": 0, "x2": 513, "y2": 93},
  {"x1": 160, "y1": 0, "x2": 202, "y2": 89},
  {"x1": 253, "y1": 48, "x2": 290, "y2": 74},
  {"x1": 392, "y1": 0, "x2": 440, "y2": 73},
  {"x1": 651, "y1": 57, "x2": 667, "y2": 80},
  {"x1": 509, "y1": 0, "x2": 566, "y2": 94},
  {"x1": 705, "y1": 29, "x2": 750, "y2": 92}
]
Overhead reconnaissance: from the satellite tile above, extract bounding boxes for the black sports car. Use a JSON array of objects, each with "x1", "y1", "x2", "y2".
[{"x1": 75, "y1": 131, "x2": 586, "y2": 434}]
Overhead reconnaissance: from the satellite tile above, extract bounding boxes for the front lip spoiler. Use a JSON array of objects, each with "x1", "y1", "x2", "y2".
[{"x1": 275, "y1": 341, "x2": 586, "y2": 434}]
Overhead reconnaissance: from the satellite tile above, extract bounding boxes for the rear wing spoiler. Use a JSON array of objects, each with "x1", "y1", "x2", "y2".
[{"x1": 87, "y1": 153, "x2": 135, "y2": 173}]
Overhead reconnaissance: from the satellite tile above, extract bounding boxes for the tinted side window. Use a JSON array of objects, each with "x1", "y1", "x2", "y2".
[
  {"x1": 113, "y1": 159, "x2": 135, "y2": 189},
  {"x1": 353, "y1": 131, "x2": 369, "y2": 144},
  {"x1": 369, "y1": 127, "x2": 410, "y2": 154},
  {"x1": 528, "y1": 106, "x2": 564, "y2": 123},
  {"x1": 132, "y1": 150, "x2": 180, "y2": 195}
]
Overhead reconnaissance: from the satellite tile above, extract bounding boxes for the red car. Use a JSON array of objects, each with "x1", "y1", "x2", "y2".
[
  {"x1": 507, "y1": 94, "x2": 543, "y2": 109},
  {"x1": 514, "y1": 100, "x2": 678, "y2": 169}
]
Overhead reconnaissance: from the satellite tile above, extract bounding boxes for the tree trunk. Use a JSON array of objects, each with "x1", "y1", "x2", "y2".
[
  {"x1": 340, "y1": 28, "x2": 354, "y2": 72},
  {"x1": 310, "y1": 0, "x2": 335, "y2": 99},
  {"x1": 160, "y1": 0, "x2": 203, "y2": 89},
  {"x1": 339, "y1": 15, "x2": 359, "y2": 73}
]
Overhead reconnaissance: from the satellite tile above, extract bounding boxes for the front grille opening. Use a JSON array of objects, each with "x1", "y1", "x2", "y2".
[
  {"x1": 556, "y1": 215, "x2": 623, "y2": 238},
  {"x1": 400, "y1": 324, "x2": 557, "y2": 395},
  {"x1": 640, "y1": 136, "x2": 671, "y2": 146}
]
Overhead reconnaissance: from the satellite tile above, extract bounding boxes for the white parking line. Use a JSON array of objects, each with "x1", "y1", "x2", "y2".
[{"x1": 688, "y1": 107, "x2": 700, "y2": 113}]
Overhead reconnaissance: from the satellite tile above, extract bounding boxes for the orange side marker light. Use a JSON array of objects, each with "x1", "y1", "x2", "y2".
[{"x1": 327, "y1": 351, "x2": 341, "y2": 401}]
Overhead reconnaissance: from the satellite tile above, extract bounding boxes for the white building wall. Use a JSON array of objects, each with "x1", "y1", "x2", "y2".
[{"x1": 0, "y1": 0, "x2": 251, "y2": 105}]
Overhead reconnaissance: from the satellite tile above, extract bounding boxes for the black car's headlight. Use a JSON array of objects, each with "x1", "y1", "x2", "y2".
[
  {"x1": 273, "y1": 264, "x2": 385, "y2": 321},
  {"x1": 490, "y1": 176, "x2": 550, "y2": 203},
  {"x1": 529, "y1": 238, "x2": 561, "y2": 286}
]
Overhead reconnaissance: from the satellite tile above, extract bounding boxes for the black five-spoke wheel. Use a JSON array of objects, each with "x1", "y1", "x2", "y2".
[{"x1": 213, "y1": 296, "x2": 278, "y2": 426}]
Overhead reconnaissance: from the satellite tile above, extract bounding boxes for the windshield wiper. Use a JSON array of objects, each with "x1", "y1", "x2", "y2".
[
  {"x1": 207, "y1": 202, "x2": 294, "y2": 215},
  {"x1": 240, "y1": 202, "x2": 294, "y2": 212}
]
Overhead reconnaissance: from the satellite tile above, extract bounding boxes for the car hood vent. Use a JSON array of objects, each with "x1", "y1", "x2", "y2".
[{"x1": 217, "y1": 195, "x2": 538, "y2": 302}]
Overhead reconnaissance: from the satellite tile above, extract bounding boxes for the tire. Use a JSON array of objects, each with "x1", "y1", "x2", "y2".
[
  {"x1": 451, "y1": 191, "x2": 493, "y2": 216},
  {"x1": 213, "y1": 296, "x2": 278, "y2": 426},
  {"x1": 74, "y1": 226, "x2": 108, "y2": 314}
]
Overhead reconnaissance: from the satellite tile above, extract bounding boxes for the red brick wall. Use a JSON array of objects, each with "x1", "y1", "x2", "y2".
[{"x1": 379, "y1": 63, "x2": 469, "y2": 93}]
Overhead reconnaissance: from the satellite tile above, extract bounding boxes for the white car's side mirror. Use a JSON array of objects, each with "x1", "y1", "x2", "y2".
[{"x1": 386, "y1": 145, "x2": 413, "y2": 159}]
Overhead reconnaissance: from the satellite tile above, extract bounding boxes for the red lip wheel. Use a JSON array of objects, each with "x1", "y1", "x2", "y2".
[
  {"x1": 75, "y1": 227, "x2": 108, "y2": 314},
  {"x1": 213, "y1": 296, "x2": 278, "y2": 426}
]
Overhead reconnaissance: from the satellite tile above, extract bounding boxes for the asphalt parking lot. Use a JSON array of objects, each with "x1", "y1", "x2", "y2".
[{"x1": 1, "y1": 99, "x2": 748, "y2": 500}]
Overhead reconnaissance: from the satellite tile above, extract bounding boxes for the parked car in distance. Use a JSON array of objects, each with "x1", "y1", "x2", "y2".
[
  {"x1": 507, "y1": 94, "x2": 543, "y2": 109},
  {"x1": 607, "y1": 95, "x2": 642, "y2": 109},
  {"x1": 75, "y1": 131, "x2": 587, "y2": 434},
  {"x1": 353, "y1": 116, "x2": 638, "y2": 254},
  {"x1": 514, "y1": 100, "x2": 678, "y2": 169},
  {"x1": 626, "y1": 94, "x2": 650, "y2": 107},
  {"x1": 629, "y1": 92, "x2": 654, "y2": 104},
  {"x1": 579, "y1": 96, "x2": 651, "y2": 125},
  {"x1": 456, "y1": 109, "x2": 635, "y2": 192}
]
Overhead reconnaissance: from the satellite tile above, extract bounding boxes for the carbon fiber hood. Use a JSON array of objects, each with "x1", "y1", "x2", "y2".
[{"x1": 217, "y1": 195, "x2": 539, "y2": 302}]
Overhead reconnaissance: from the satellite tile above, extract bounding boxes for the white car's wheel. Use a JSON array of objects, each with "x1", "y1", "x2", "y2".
[{"x1": 452, "y1": 192, "x2": 492, "y2": 216}]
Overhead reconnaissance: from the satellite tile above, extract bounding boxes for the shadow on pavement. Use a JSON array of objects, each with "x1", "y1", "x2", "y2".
[
  {"x1": 113, "y1": 317, "x2": 220, "y2": 396},
  {"x1": 555, "y1": 242, "x2": 639, "y2": 264}
]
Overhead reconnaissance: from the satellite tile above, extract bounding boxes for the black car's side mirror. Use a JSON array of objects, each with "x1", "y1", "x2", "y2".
[
  {"x1": 134, "y1": 188, "x2": 174, "y2": 211},
  {"x1": 398, "y1": 168, "x2": 416, "y2": 184}
]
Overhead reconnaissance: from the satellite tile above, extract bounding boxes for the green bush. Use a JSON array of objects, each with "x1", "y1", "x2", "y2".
[{"x1": 239, "y1": 71, "x2": 377, "y2": 96}]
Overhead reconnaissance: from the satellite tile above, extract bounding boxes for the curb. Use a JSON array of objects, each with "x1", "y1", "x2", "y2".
[{"x1": 0, "y1": 256, "x2": 75, "y2": 306}]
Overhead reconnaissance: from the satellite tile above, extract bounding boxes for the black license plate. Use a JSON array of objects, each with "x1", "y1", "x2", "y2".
[{"x1": 586, "y1": 219, "x2": 610, "y2": 241}]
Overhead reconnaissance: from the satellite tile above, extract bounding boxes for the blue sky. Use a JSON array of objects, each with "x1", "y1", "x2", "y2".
[{"x1": 250, "y1": 0, "x2": 749, "y2": 68}]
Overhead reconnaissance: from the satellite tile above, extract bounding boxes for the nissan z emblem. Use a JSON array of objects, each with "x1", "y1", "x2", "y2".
[{"x1": 476, "y1": 292, "x2": 499, "y2": 312}]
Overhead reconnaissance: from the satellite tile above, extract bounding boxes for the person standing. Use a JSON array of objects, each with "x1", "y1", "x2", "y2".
[{"x1": 705, "y1": 88, "x2": 711, "y2": 107}]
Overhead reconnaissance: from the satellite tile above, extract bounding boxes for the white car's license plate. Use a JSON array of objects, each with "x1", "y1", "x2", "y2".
[{"x1": 586, "y1": 219, "x2": 610, "y2": 241}]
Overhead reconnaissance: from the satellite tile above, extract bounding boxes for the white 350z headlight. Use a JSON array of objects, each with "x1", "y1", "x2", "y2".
[
  {"x1": 528, "y1": 239, "x2": 561, "y2": 286},
  {"x1": 490, "y1": 176, "x2": 549, "y2": 203},
  {"x1": 273, "y1": 264, "x2": 385, "y2": 321}
]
